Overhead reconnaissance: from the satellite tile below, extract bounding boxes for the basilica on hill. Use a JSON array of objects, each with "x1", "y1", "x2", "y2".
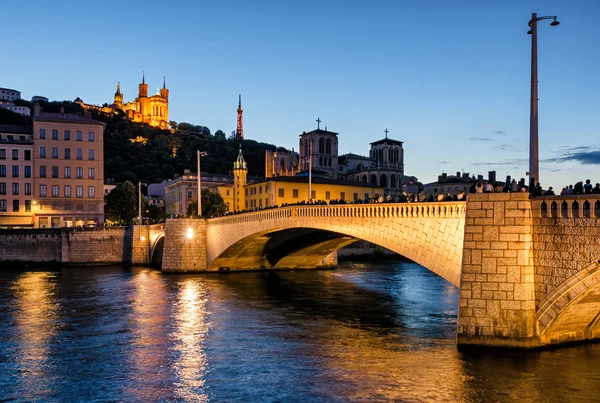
[{"x1": 77, "y1": 72, "x2": 169, "y2": 129}]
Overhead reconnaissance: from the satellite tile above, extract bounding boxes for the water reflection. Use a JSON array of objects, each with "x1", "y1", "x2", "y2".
[
  {"x1": 11, "y1": 271, "x2": 59, "y2": 400},
  {"x1": 171, "y1": 279, "x2": 210, "y2": 402}
]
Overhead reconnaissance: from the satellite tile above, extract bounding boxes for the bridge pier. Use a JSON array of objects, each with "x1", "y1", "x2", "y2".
[
  {"x1": 457, "y1": 193, "x2": 540, "y2": 348},
  {"x1": 162, "y1": 218, "x2": 208, "y2": 272}
]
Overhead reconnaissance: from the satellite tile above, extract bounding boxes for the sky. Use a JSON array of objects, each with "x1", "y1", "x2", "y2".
[{"x1": 2, "y1": 0, "x2": 599, "y2": 190}]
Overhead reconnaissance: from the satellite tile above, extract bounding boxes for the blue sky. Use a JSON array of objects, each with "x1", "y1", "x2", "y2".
[{"x1": 2, "y1": 0, "x2": 599, "y2": 189}]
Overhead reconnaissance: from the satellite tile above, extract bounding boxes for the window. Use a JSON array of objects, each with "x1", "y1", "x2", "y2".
[
  {"x1": 88, "y1": 186, "x2": 95, "y2": 198},
  {"x1": 52, "y1": 147, "x2": 59, "y2": 159},
  {"x1": 64, "y1": 148, "x2": 71, "y2": 159},
  {"x1": 12, "y1": 149, "x2": 18, "y2": 160},
  {"x1": 12, "y1": 165, "x2": 18, "y2": 178},
  {"x1": 12, "y1": 200, "x2": 19, "y2": 212},
  {"x1": 0, "y1": 165, "x2": 5, "y2": 178},
  {"x1": 12, "y1": 183, "x2": 19, "y2": 195},
  {"x1": 25, "y1": 183, "x2": 31, "y2": 195},
  {"x1": 0, "y1": 200, "x2": 5, "y2": 212},
  {"x1": 0, "y1": 149, "x2": 4, "y2": 159},
  {"x1": 64, "y1": 130, "x2": 71, "y2": 140},
  {"x1": 64, "y1": 185, "x2": 71, "y2": 198},
  {"x1": 326, "y1": 191, "x2": 330, "y2": 200},
  {"x1": 278, "y1": 188, "x2": 284, "y2": 198},
  {"x1": 25, "y1": 200, "x2": 31, "y2": 212},
  {"x1": 365, "y1": 193, "x2": 370, "y2": 201},
  {"x1": 340, "y1": 192, "x2": 345, "y2": 201},
  {"x1": 88, "y1": 168, "x2": 95, "y2": 179},
  {"x1": 76, "y1": 186, "x2": 83, "y2": 198},
  {"x1": 76, "y1": 167, "x2": 83, "y2": 179},
  {"x1": 311, "y1": 190, "x2": 316, "y2": 199},
  {"x1": 293, "y1": 189, "x2": 299, "y2": 198},
  {"x1": 259, "y1": 186, "x2": 262, "y2": 194},
  {"x1": 40, "y1": 185, "x2": 47, "y2": 197},
  {"x1": 52, "y1": 129, "x2": 59, "y2": 140},
  {"x1": 24, "y1": 150, "x2": 31, "y2": 161},
  {"x1": 24, "y1": 166, "x2": 31, "y2": 178},
  {"x1": 0, "y1": 183, "x2": 5, "y2": 194},
  {"x1": 76, "y1": 131, "x2": 83, "y2": 141},
  {"x1": 40, "y1": 165, "x2": 46, "y2": 178},
  {"x1": 52, "y1": 185, "x2": 59, "y2": 197},
  {"x1": 64, "y1": 167, "x2": 71, "y2": 178},
  {"x1": 40, "y1": 147, "x2": 46, "y2": 158},
  {"x1": 88, "y1": 131, "x2": 95, "y2": 142},
  {"x1": 52, "y1": 166, "x2": 59, "y2": 178},
  {"x1": 39, "y1": 129, "x2": 46, "y2": 139},
  {"x1": 187, "y1": 191, "x2": 192, "y2": 198},
  {"x1": 76, "y1": 149, "x2": 83, "y2": 160}
]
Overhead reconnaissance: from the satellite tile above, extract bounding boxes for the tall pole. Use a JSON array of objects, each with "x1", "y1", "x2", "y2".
[
  {"x1": 529, "y1": 13, "x2": 539, "y2": 187},
  {"x1": 308, "y1": 140, "x2": 312, "y2": 202},
  {"x1": 197, "y1": 150, "x2": 202, "y2": 217},
  {"x1": 138, "y1": 181, "x2": 142, "y2": 224}
]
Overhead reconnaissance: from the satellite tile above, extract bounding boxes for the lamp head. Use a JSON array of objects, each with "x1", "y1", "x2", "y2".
[
  {"x1": 550, "y1": 19, "x2": 560, "y2": 26},
  {"x1": 527, "y1": 29, "x2": 532, "y2": 34}
]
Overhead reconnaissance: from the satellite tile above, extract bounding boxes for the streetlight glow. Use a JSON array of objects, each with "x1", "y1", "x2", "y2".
[{"x1": 186, "y1": 227, "x2": 194, "y2": 239}]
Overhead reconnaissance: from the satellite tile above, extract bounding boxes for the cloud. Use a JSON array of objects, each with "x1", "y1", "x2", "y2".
[
  {"x1": 544, "y1": 147, "x2": 600, "y2": 165},
  {"x1": 492, "y1": 130, "x2": 507, "y2": 136},
  {"x1": 469, "y1": 137, "x2": 493, "y2": 141},
  {"x1": 438, "y1": 161, "x2": 450, "y2": 165},
  {"x1": 496, "y1": 144, "x2": 513, "y2": 151},
  {"x1": 470, "y1": 158, "x2": 528, "y2": 167}
]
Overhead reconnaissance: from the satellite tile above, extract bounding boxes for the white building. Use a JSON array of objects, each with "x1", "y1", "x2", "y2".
[{"x1": 0, "y1": 88, "x2": 21, "y2": 101}]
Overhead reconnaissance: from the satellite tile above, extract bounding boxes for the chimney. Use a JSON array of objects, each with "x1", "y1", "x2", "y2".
[
  {"x1": 60, "y1": 106, "x2": 65, "y2": 115},
  {"x1": 33, "y1": 102, "x2": 41, "y2": 117},
  {"x1": 462, "y1": 172, "x2": 469, "y2": 180},
  {"x1": 456, "y1": 171, "x2": 461, "y2": 178},
  {"x1": 84, "y1": 111, "x2": 92, "y2": 119}
]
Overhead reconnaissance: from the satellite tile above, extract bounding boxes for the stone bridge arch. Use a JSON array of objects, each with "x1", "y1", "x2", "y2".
[{"x1": 204, "y1": 203, "x2": 466, "y2": 286}]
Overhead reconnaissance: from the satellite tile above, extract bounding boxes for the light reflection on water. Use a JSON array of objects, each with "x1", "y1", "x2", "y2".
[{"x1": 0, "y1": 261, "x2": 599, "y2": 402}]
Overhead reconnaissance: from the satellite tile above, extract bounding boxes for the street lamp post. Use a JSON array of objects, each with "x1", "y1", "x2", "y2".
[
  {"x1": 197, "y1": 150, "x2": 208, "y2": 217},
  {"x1": 138, "y1": 182, "x2": 147, "y2": 224},
  {"x1": 528, "y1": 12, "x2": 559, "y2": 187}
]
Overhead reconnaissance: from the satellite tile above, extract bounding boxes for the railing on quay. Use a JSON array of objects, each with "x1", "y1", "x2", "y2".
[
  {"x1": 207, "y1": 202, "x2": 467, "y2": 226},
  {"x1": 532, "y1": 195, "x2": 600, "y2": 219}
]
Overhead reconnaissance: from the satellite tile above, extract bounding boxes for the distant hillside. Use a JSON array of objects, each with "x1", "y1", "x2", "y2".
[{"x1": 0, "y1": 101, "x2": 285, "y2": 183}]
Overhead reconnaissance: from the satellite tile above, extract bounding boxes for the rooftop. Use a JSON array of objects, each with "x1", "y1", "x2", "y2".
[
  {"x1": 0, "y1": 124, "x2": 33, "y2": 135},
  {"x1": 370, "y1": 137, "x2": 404, "y2": 146},
  {"x1": 34, "y1": 112, "x2": 106, "y2": 126},
  {"x1": 252, "y1": 175, "x2": 383, "y2": 189},
  {"x1": 299, "y1": 128, "x2": 339, "y2": 136}
]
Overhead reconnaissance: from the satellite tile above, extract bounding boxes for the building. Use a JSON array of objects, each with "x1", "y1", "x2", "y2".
[
  {"x1": 0, "y1": 125, "x2": 34, "y2": 227},
  {"x1": 0, "y1": 101, "x2": 31, "y2": 117},
  {"x1": 33, "y1": 107, "x2": 106, "y2": 228},
  {"x1": 164, "y1": 171, "x2": 235, "y2": 216},
  {"x1": 298, "y1": 125, "x2": 339, "y2": 179},
  {"x1": 115, "y1": 73, "x2": 169, "y2": 129},
  {"x1": 265, "y1": 148, "x2": 299, "y2": 178},
  {"x1": 31, "y1": 96, "x2": 49, "y2": 103},
  {"x1": 0, "y1": 88, "x2": 21, "y2": 101},
  {"x1": 232, "y1": 147, "x2": 248, "y2": 212}
]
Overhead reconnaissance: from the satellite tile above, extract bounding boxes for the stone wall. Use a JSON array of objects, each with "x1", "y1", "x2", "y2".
[
  {"x1": 457, "y1": 193, "x2": 539, "y2": 347},
  {"x1": 161, "y1": 218, "x2": 207, "y2": 272},
  {"x1": 0, "y1": 225, "x2": 156, "y2": 265}
]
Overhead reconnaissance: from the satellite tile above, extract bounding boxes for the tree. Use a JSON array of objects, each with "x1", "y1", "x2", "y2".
[
  {"x1": 187, "y1": 189, "x2": 227, "y2": 217},
  {"x1": 214, "y1": 130, "x2": 226, "y2": 139},
  {"x1": 105, "y1": 181, "x2": 139, "y2": 224}
]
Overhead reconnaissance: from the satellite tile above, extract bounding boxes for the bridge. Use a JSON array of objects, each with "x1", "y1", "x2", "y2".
[{"x1": 152, "y1": 192, "x2": 600, "y2": 349}]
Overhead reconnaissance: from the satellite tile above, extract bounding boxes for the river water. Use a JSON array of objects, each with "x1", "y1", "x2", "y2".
[{"x1": 0, "y1": 261, "x2": 599, "y2": 402}]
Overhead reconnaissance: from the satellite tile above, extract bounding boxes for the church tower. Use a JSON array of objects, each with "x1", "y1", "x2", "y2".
[
  {"x1": 233, "y1": 145, "x2": 247, "y2": 212},
  {"x1": 160, "y1": 76, "x2": 169, "y2": 101},
  {"x1": 138, "y1": 71, "x2": 149, "y2": 117},
  {"x1": 138, "y1": 71, "x2": 148, "y2": 97},
  {"x1": 235, "y1": 95, "x2": 243, "y2": 141},
  {"x1": 114, "y1": 82, "x2": 123, "y2": 109}
]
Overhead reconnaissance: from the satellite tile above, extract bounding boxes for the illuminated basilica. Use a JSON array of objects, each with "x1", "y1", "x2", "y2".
[{"x1": 114, "y1": 72, "x2": 169, "y2": 129}]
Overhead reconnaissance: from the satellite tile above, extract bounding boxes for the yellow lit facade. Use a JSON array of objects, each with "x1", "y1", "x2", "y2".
[
  {"x1": 243, "y1": 177, "x2": 384, "y2": 210},
  {"x1": 114, "y1": 73, "x2": 169, "y2": 129}
]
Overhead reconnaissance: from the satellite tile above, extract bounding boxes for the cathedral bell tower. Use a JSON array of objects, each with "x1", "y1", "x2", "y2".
[
  {"x1": 139, "y1": 71, "x2": 148, "y2": 98},
  {"x1": 114, "y1": 82, "x2": 123, "y2": 109},
  {"x1": 160, "y1": 76, "x2": 169, "y2": 101},
  {"x1": 233, "y1": 145, "x2": 248, "y2": 212}
]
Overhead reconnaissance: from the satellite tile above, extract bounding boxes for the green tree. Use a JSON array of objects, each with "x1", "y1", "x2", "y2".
[
  {"x1": 105, "y1": 181, "x2": 139, "y2": 224},
  {"x1": 187, "y1": 189, "x2": 227, "y2": 217},
  {"x1": 214, "y1": 129, "x2": 226, "y2": 139}
]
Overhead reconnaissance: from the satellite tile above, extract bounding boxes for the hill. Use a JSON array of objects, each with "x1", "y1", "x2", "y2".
[{"x1": 0, "y1": 101, "x2": 285, "y2": 183}]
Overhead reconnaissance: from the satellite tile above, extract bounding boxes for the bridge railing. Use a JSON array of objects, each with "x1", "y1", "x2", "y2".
[
  {"x1": 532, "y1": 196, "x2": 600, "y2": 219},
  {"x1": 207, "y1": 202, "x2": 466, "y2": 226}
]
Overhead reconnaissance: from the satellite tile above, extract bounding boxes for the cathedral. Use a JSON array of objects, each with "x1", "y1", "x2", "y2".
[{"x1": 113, "y1": 73, "x2": 169, "y2": 129}]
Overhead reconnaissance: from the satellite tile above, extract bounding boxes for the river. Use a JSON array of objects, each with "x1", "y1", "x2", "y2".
[{"x1": 0, "y1": 261, "x2": 599, "y2": 402}]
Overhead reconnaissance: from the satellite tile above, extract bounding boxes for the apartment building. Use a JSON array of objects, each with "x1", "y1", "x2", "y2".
[
  {"x1": 33, "y1": 109, "x2": 105, "y2": 228},
  {"x1": 0, "y1": 125, "x2": 34, "y2": 227}
]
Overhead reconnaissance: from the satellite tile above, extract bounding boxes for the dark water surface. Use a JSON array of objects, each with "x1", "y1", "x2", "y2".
[{"x1": 1, "y1": 261, "x2": 599, "y2": 402}]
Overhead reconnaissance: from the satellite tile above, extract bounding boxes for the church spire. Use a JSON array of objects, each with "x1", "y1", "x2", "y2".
[
  {"x1": 142, "y1": 71, "x2": 145, "y2": 84},
  {"x1": 116, "y1": 82, "x2": 121, "y2": 94},
  {"x1": 163, "y1": 76, "x2": 166, "y2": 89},
  {"x1": 236, "y1": 94, "x2": 244, "y2": 141},
  {"x1": 233, "y1": 144, "x2": 247, "y2": 170}
]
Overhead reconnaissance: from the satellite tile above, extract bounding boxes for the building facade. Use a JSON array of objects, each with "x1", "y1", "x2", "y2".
[
  {"x1": 33, "y1": 109, "x2": 106, "y2": 228},
  {"x1": 265, "y1": 149, "x2": 299, "y2": 178},
  {"x1": 114, "y1": 74, "x2": 169, "y2": 129},
  {"x1": 298, "y1": 128, "x2": 339, "y2": 179},
  {"x1": 0, "y1": 125, "x2": 34, "y2": 227},
  {"x1": 164, "y1": 171, "x2": 234, "y2": 216},
  {"x1": 0, "y1": 88, "x2": 21, "y2": 101}
]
